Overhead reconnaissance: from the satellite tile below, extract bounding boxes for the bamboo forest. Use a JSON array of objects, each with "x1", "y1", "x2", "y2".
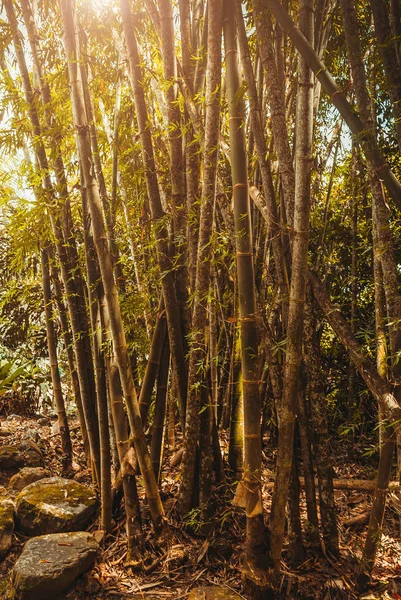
[{"x1": 1, "y1": 0, "x2": 401, "y2": 598}]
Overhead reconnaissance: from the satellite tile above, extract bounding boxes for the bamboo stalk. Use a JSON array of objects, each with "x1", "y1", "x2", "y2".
[
  {"x1": 223, "y1": 0, "x2": 269, "y2": 584},
  {"x1": 263, "y1": 0, "x2": 401, "y2": 212},
  {"x1": 41, "y1": 247, "x2": 72, "y2": 471},
  {"x1": 60, "y1": 0, "x2": 166, "y2": 536}
]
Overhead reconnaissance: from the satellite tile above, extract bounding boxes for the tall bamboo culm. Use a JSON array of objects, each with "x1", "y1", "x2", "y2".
[
  {"x1": 41, "y1": 247, "x2": 72, "y2": 471},
  {"x1": 178, "y1": 0, "x2": 223, "y2": 516},
  {"x1": 223, "y1": 0, "x2": 269, "y2": 586},
  {"x1": 59, "y1": 0, "x2": 166, "y2": 536},
  {"x1": 269, "y1": 0, "x2": 314, "y2": 570}
]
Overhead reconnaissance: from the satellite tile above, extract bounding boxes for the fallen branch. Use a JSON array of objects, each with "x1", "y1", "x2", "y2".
[
  {"x1": 344, "y1": 512, "x2": 370, "y2": 527},
  {"x1": 264, "y1": 478, "x2": 400, "y2": 491}
]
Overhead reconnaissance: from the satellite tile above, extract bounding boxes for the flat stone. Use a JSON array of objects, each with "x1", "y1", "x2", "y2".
[
  {"x1": 0, "y1": 499, "x2": 15, "y2": 560},
  {"x1": 188, "y1": 586, "x2": 242, "y2": 600},
  {"x1": 15, "y1": 477, "x2": 98, "y2": 536},
  {"x1": 9, "y1": 468, "x2": 50, "y2": 492},
  {"x1": 11, "y1": 531, "x2": 99, "y2": 600}
]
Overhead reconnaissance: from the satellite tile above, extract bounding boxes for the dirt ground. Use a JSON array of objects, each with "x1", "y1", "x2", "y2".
[{"x1": 1, "y1": 414, "x2": 401, "y2": 600}]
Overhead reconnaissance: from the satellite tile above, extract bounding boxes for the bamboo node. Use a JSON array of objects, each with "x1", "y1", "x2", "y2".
[
  {"x1": 242, "y1": 379, "x2": 262, "y2": 384},
  {"x1": 233, "y1": 183, "x2": 248, "y2": 190},
  {"x1": 297, "y1": 82, "x2": 314, "y2": 89},
  {"x1": 244, "y1": 433, "x2": 261, "y2": 438},
  {"x1": 235, "y1": 251, "x2": 253, "y2": 256},
  {"x1": 225, "y1": 48, "x2": 239, "y2": 57}
]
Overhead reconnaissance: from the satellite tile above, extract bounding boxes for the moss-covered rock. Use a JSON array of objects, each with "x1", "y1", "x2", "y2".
[
  {"x1": 188, "y1": 586, "x2": 242, "y2": 599},
  {"x1": 15, "y1": 477, "x2": 98, "y2": 536},
  {"x1": 12, "y1": 531, "x2": 99, "y2": 600},
  {"x1": 9, "y1": 468, "x2": 50, "y2": 492},
  {"x1": 0, "y1": 498, "x2": 15, "y2": 561}
]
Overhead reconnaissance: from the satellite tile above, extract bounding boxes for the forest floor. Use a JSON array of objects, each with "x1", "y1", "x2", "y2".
[{"x1": 1, "y1": 413, "x2": 401, "y2": 599}]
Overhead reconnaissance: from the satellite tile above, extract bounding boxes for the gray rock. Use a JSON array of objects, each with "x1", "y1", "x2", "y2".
[
  {"x1": 9, "y1": 468, "x2": 50, "y2": 492},
  {"x1": 0, "y1": 499, "x2": 15, "y2": 560},
  {"x1": 37, "y1": 418, "x2": 50, "y2": 427},
  {"x1": 0, "y1": 443, "x2": 43, "y2": 470},
  {"x1": 12, "y1": 531, "x2": 99, "y2": 600},
  {"x1": 15, "y1": 477, "x2": 98, "y2": 536},
  {"x1": 0, "y1": 446, "x2": 25, "y2": 470},
  {"x1": 51, "y1": 421, "x2": 59, "y2": 435},
  {"x1": 20, "y1": 444, "x2": 43, "y2": 467},
  {"x1": 21, "y1": 429, "x2": 40, "y2": 444},
  {"x1": 188, "y1": 586, "x2": 242, "y2": 600}
]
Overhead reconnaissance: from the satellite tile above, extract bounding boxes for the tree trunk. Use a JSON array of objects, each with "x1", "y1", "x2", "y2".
[
  {"x1": 120, "y1": 0, "x2": 188, "y2": 421},
  {"x1": 269, "y1": 0, "x2": 314, "y2": 571},
  {"x1": 158, "y1": 0, "x2": 190, "y2": 347},
  {"x1": 223, "y1": 0, "x2": 269, "y2": 584},
  {"x1": 60, "y1": 0, "x2": 166, "y2": 535},
  {"x1": 150, "y1": 332, "x2": 170, "y2": 483},
  {"x1": 41, "y1": 247, "x2": 72, "y2": 471},
  {"x1": 263, "y1": 0, "x2": 401, "y2": 212},
  {"x1": 178, "y1": 0, "x2": 223, "y2": 516}
]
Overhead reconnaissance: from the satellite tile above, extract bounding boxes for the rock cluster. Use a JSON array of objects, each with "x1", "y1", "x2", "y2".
[{"x1": 0, "y1": 425, "x2": 99, "y2": 599}]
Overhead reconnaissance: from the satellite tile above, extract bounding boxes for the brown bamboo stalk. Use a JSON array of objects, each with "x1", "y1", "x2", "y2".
[
  {"x1": 178, "y1": 0, "x2": 223, "y2": 516},
  {"x1": 60, "y1": 0, "x2": 166, "y2": 535},
  {"x1": 50, "y1": 260, "x2": 90, "y2": 465},
  {"x1": 139, "y1": 297, "x2": 167, "y2": 425},
  {"x1": 158, "y1": 0, "x2": 190, "y2": 346},
  {"x1": 80, "y1": 182, "x2": 112, "y2": 533},
  {"x1": 41, "y1": 247, "x2": 72, "y2": 471},
  {"x1": 4, "y1": 0, "x2": 100, "y2": 484},
  {"x1": 120, "y1": 0, "x2": 188, "y2": 421},
  {"x1": 263, "y1": 0, "x2": 401, "y2": 212},
  {"x1": 368, "y1": 0, "x2": 401, "y2": 151},
  {"x1": 269, "y1": 0, "x2": 314, "y2": 569},
  {"x1": 150, "y1": 332, "x2": 170, "y2": 482},
  {"x1": 251, "y1": 0, "x2": 295, "y2": 227},
  {"x1": 223, "y1": 0, "x2": 269, "y2": 584},
  {"x1": 310, "y1": 274, "x2": 401, "y2": 426}
]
